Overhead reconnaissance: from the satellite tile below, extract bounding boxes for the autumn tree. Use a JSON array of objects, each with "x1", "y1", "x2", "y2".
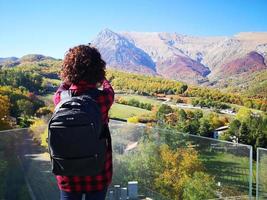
[
  {"x1": 0, "y1": 95, "x2": 11, "y2": 130},
  {"x1": 155, "y1": 145, "x2": 216, "y2": 199},
  {"x1": 183, "y1": 172, "x2": 216, "y2": 200}
]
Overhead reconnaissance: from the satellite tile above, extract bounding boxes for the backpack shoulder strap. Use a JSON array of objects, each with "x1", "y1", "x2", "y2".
[
  {"x1": 54, "y1": 90, "x2": 73, "y2": 112},
  {"x1": 82, "y1": 88, "x2": 99, "y2": 101},
  {"x1": 60, "y1": 90, "x2": 72, "y2": 100}
]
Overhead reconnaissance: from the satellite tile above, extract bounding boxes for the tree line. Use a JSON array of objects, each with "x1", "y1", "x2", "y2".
[
  {"x1": 221, "y1": 108, "x2": 267, "y2": 157},
  {"x1": 0, "y1": 69, "x2": 43, "y2": 94},
  {"x1": 0, "y1": 86, "x2": 45, "y2": 129},
  {"x1": 116, "y1": 97, "x2": 153, "y2": 111},
  {"x1": 185, "y1": 87, "x2": 267, "y2": 112},
  {"x1": 106, "y1": 70, "x2": 188, "y2": 95},
  {"x1": 156, "y1": 104, "x2": 267, "y2": 156},
  {"x1": 106, "y1": 70, "x2": 267, "y2": 112},
  {"x1": 0, "y1": 68, "x2": 49, "y2": 130},
  {"x1": 156, "y1": 104, "x2": 228, "y2": 137}
]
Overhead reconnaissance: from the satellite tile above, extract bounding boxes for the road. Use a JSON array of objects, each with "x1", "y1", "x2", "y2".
[{"x1": 163, "y1": 99, "x2": 236, "y2": 116}]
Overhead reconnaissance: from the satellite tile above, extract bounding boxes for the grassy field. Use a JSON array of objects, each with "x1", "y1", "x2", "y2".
[
  {"x1": 200, "y1": 151, "x2": 254, "y2": 195},
  {"x1": 109, "y1": 103, "x2": 151, "y2": 120},
  {"x1": 117, "y1": 94, "x2": 237, "y2": 119},
  {"x1": 39, "y1": 93, "x2": 154, "y2": 120},
  {"x1": 116, "y1": 94, "x2": 162, "y2": 106}
]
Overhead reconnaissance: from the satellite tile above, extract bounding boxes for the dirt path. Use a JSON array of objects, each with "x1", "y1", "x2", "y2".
[
  {"x1": 15, "y1": 129, "x2": 59, "y2": 200},
  {"x1": 5, "y1": 120, "x2": 127, "y2": 200}
]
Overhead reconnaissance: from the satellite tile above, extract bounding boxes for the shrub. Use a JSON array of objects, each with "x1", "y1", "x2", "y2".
[
  {"x1": 29, "y1": 118, "x2": 47, "y2": 144},
  {"x1": 127, "y1": 116, "x2": 139, "y2": 123}
]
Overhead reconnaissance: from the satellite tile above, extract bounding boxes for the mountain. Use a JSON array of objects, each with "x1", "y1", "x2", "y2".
[
  {"x1": 92, "y1": 29, "x2": 156, "y2": 75},
  {"x1": 1, "y1": 30, "x2": 267, "y2": 97},
  {"x1": 92, "y1": 29, "x2": 267, "y2": 94},
  {"x1": 156, "y1": 55, "x2": 210, "y2": 84},
  {"x1": 0, "y1": 57, "x2": 20, "y2": 67},
  {"x1": 20, "y1": 54, "x2": 56, "y2": 62},
  {"x1": 0, "y1": 54, "x2": 57, "y2": 68},
  {"x1": 215, "y1": 51, "x2": 266, "y2": 78},
  {"x1": 0, "y1": 57, "x2": 19, "y2": 63}
]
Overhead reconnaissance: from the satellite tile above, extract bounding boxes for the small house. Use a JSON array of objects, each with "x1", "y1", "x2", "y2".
[{"x1": 213, "y1": 125, "x2": 229, "y2": 139}]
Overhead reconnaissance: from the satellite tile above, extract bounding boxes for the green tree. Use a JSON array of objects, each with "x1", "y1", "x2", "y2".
[
  {"x1": 238, "y1": 122, "x2": 249, "y2": 144},
  {"x1": 183, "y1": 172, "x2": 216, "y2": 200},
  {"x1": 16, "y1": 99, "x2": 35, "y2": 116},
  {"x1": 178, "y1": 109, "x2": 187, "y2": 121},
  {"x1": 156, "y1": 104, "x2": 173, "y2": 121},
  {"x1": 198, "y1": 118, "x2": 213, "y2": 137}
]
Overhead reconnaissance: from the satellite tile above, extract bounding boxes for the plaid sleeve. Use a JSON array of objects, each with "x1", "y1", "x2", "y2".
[
  {"x1": 53, "y1": 82, "x2": 71, "y2": 105},
  {"x1": 101, "y1": 80, "x2": 114, "y2": 110}
]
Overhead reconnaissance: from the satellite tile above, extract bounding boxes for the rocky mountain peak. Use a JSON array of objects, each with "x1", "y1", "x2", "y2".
[
  {"x1": 92, "y1": 30, "x2": 267, "y2": 85},
  {"x1": 92, "y1": 29, "x2": 156, "y2": 74}
]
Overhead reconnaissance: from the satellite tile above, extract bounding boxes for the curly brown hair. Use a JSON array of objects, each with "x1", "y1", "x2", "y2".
[{"x1": 60, "y1": 44, "x2": 106, "y2": 84}]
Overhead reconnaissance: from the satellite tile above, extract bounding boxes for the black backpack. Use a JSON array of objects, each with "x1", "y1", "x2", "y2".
[{"x1": 48, "y1": 89, "x2": 106, "y2": 176}]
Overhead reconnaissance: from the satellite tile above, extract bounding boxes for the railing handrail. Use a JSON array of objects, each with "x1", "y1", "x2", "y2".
[
  {"x1": 256, "y1": 147, "x2": 267, "y2": 151},
  {"x1": 0, "y1": 127, "x2": 29, "y2": 133},
  {"x1": 1, "y1": 124, "x2": 253, "y2": 149},
  {"x1": 151, "y1": 126, "x2": 253, "y2": 149}
]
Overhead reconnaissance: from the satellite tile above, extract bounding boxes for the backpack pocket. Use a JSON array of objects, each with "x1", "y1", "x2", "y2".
[{"x1": 51, "y1": 154, "x2": 105, "y2": 176}]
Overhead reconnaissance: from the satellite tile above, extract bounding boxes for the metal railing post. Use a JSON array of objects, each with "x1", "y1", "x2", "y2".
[
  {"x1": 256, "y1": 148, "x2": 259, "y2": 200},
  {"x1": 249, "y1": 146, "x2": 253, "y2": 199}
]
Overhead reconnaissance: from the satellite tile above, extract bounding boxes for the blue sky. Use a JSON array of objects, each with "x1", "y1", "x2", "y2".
[{"x1": 1, "y1": 0, "x2": 267, "y2": 58}]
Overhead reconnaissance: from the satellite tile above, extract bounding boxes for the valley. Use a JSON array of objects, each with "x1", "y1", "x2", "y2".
[{"x1": 0, "y1": 30, "x2": 266, "y2": 200}]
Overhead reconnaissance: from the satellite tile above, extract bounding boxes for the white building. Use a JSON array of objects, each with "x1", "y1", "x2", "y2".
[{"x1": 213, "y1": 126, "x2": 229, "y2": 139}]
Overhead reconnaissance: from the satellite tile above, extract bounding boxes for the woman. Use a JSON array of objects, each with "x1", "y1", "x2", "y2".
[{"x1": 53, "y1": 44, "x2": 114, "y2": 200}]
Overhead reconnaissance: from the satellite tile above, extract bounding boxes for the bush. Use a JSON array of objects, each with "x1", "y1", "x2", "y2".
[
  {"x1": 183, "y1": 172, "x2": 216, "y2": 200},
  {"x1": 18, "y1": 115, "x2": 34, "y2": 128},
  {"x1": 29, "y1": 118, "x2": 47, "y2": 144},
  {"x1": 41, "y1": 129, "x2": 48, "y2": 148},
  {"x1": 117, "y1": 97, "x2": 153, "y2": 111},
  {"x1": 127, "y1": 116, "x2": 139, "y2": 123},
  {"x1": 36, "y1": 107, "x2": 53, "y2": 117}
]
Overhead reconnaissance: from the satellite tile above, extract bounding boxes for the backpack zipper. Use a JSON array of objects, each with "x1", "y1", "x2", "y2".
[
  {"x1": 50, "y1": 124, "x2": 92, "y2": 128},
  {"x1": 52, "y1": 154, "x2": 99, "y2": 160}
]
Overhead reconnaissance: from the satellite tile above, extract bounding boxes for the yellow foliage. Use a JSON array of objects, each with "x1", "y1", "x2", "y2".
[
  {"x1": 127, "y1": 116, "x2": 139, "y2": 123},
  {"x1": 236, "y1": 107, "x2": 252, "y2": 121},
  {"x1": 0, "y1": 95, "x2": 11, "y2": 130},
  {"x1": 41, "y1": 129, "x2": 48, "y2": 148},
  {"x1": 106, "y1": 69, "x2": 186, "y2": 95},
  {"x1": 155, "y1": 145, "x2": 204, "y2": 199},
  {"x1": 29, "y1": 118, "x2": 47, "y2": 144},
  {"x1": 0, "y1": 95, "x2": 10, "y2": 119},
  {"x1": 36, "y1": 106, "x2": 53, "y2": 117}
]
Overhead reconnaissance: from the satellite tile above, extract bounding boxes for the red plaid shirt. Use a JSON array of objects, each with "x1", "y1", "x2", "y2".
[{"x1": 53, "y1": 79, "x2": 114, "y2": 192}]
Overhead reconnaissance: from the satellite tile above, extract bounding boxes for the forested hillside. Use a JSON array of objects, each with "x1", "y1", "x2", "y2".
[
  {"x1": 107, "y1": 70, "x2": 267, "y2": 112},
  {"x1": 0, "y1": 56, "x2": 266, "y2": 131},
  {"x1": 0, "y1": 57, "x2": 266, "y2": 154}
]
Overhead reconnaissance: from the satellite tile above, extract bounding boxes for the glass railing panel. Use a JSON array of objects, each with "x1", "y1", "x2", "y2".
[
  {"x1": 256, "y1": 148, "x2": 267, "y2": 200},
  {"x1": 110, "y1": 122, "x2": 253, "y2": 200},
  {"x1": 0, "y1": 121, "x2": 254, "y2": 200},
  {"x1": 0, "y1": 128, "x2": 32, "y2": 200},
  {"x1": 0, "y1": 128, "x2": 58, "y2": 200}
]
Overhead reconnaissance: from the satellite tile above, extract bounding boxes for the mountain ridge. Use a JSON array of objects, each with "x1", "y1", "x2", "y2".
[
  {"x1": 1, "y1": 29, "x2": 267, "y2": 97},
  {"x1": 91, "y1": 29, "x2": 267, "y2": 85}
]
